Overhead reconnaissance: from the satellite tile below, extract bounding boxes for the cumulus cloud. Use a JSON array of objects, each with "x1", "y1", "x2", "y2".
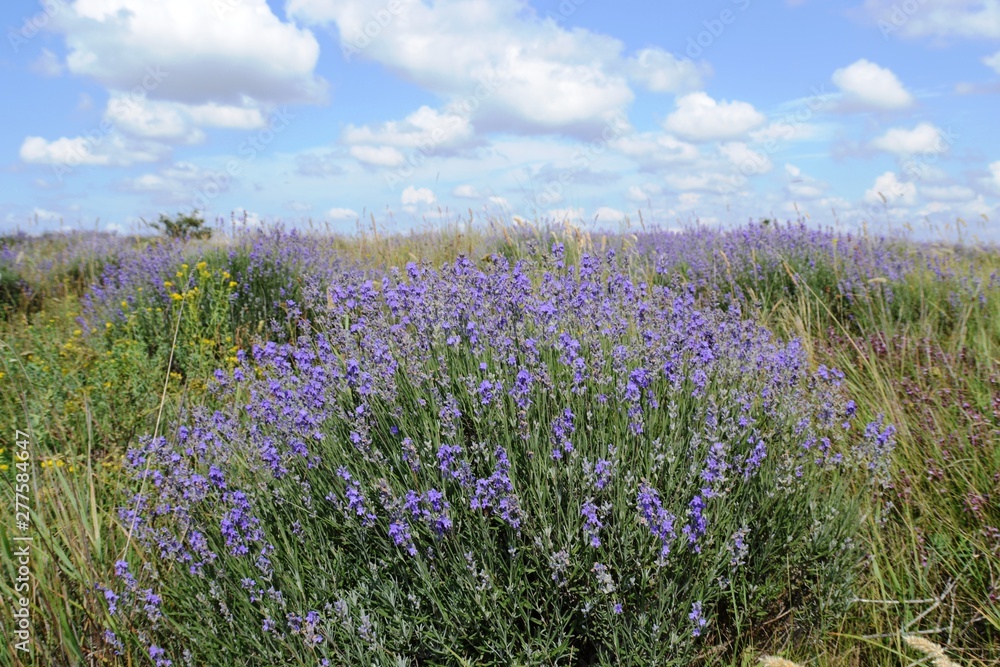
[
  {"x1": 860, "y1": 0, "x2": 1000, "y2": 39},
  {"x1": 921, "y1": 184, "x2": 975, "y2": 201},
  {"x1": 327, "y1": 207, "x2": 359, "y2": 220},
  {"x1": 984, "y1": 50, "x2": 1000, "y2": 74},
  {"x1": 350, "y1": 145, "x2": 405, "y2": 167},
  {"x1": 546, "y1": 206, "x2": 585, "y2": 221},
  {"x1": 104, "y1": 94, "x2": 266, "y2": 143},
  {"x1": 453, "y1": 184, "x2": 480, "y2": 198},
  {"x1": 864, "y1": 171, "x2": 917, "y2": 205},
  {"x1": 611, "y1": 132, "x2": 700, "y2": 167},
  {"x1": 870, "y1": 122, "x2": 948, "y2": 155},
  {"x1": 287, "y1": 0, "x2": 648, "y2": 132},
  {"x1": 342, "y1": 105, "x2": 477, "y2": 155},
  {"x1": 118, "y1": 162, "x2": 219, "y2": 203},
  {"x1": 20, "y1": 133, "x2": 167, "y2": 168},
  {"x1": 783, "y1": 163, "x2": 828, "y2": 200},
  {"x1": 625, "y1": 48, "x2": 708, "y2": 93},
  {"x1": 989, "y1": 161, "x2": 1000, "y2": 192},
  {"x1": 718, "y1": 142, "x2": 772, "y2": 176},
  {"x1": 662, "y1": 92, "x2": 766, "y2": 142},
  {"x1": 831, "y1": 59, "x2": 914, "y2": 111},
  {"x1": 401, "y1": 186, "x2": 436, "y2": 206},
  {"x1": 592, "y1": 206, "x2": 626, "y2": 222},
  {"x1": 51, "y1": 0, "x2": 325, "y2": 106},
  {"x1": 625, "y1": 183, "x2": 662, "y2": 202}
]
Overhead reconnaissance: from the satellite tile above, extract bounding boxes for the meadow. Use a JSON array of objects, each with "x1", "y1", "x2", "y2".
[{"x1": 0, "y1": 215, "x2": 997, "y2": 666}]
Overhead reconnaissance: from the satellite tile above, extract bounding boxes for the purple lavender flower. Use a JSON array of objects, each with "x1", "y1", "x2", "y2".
[
  {"x1": 637, "y1": 483, "x2": 676, "y2": 564},
  {"x1": 581, "y1": 499, "x2": 603, "y2": 548},
  {"x1": 689, "y1": 601, "x2": 708, "y2": 637}
]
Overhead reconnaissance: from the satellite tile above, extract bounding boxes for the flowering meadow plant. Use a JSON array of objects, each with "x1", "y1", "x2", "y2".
[
  {"x1": 105, "y1": 248, "x2": 892, "y2": 665},
  {"x1": 3, "y1": 219, "x2": 995, "y2": 665}
]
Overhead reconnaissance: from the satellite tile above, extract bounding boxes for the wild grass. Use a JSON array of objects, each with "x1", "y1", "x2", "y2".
[{"x1": 0, "y1": 217, "x2": 997, "y2": 666}]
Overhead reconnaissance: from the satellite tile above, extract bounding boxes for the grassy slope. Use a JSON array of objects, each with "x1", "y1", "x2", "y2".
[{"x1": 0, "y1": 221, "x2": 997, "y2": 666}]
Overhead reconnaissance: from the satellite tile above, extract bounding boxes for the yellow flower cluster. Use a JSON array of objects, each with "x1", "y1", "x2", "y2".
[{"x1": 40, "y1": 457, "x2": 75, "y2": 472}]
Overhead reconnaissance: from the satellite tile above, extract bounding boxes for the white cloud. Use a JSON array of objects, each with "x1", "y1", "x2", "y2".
[
  {"x1": 21, "y1": 136, "x2": 109, "y2": 166},
  {"x1": 625, "y1": 48, "x2": 708, "y2": 93},
  {"x1": 52, "y1": 0, "x2": 325, "y2": 107},
  {"x1": 870, "y1": 122, "x2": 947, "y2": 155},
  {"x1": 343, "y1": 105, "x2": 476, "y2": 153},
  {"x1": 611, "y1": 132, "x2": 700, "y2": 166},
  {"x1": 625, "y1": 183, "x2": 662, "y2": 202},
  {"x1": 327, "y1": 207, "x2": 358, "y2": 220},
  {"x1": 921, "y1": 184, "x2": 975, "y2": 201},
  {"x1": 546, "y1": 206, "x2": 585, "y2": 221},
  {"x1": 984, "y1": 50, "x2": 1000, "y2": 74},
  {"x1": 287, "y1": 0, "x2": 638, "y2": 131},
  {"x1": 401, "y1": 186, "x2": 436, "y2": 206},
  {"x1": 20, "y1": 133, "x2": 167, "y2": 167},
  {"x1": 349, "y1": 145, "x2": 405, "y2": 167},
  {"x1": 676, "y1": 192, "x2": 701, "y2": 209},
  {"x1": 831, "y1": 59, "x2": 914, "y2": 111},
  {"x1": 32, "y1": 207, "x2": 64, "y2": 222},
  {"x1": 989, "y1": 161, "x2": 1000, "y2": 192},
  {"x1": 783, "y1": 163, "x2": 827, "y2": 200},
  {"x1": 749, "y1": 121, "x2": 816, "y2": 144},
  {"x1": 864, "y1": 171, "x2": 917, "y2": 205},
  {"x1": 861, "y1": 0, "x2": 1000, "y2": 39},
  {"x1": 30, "y1": 49, "x2": 63, "y2": 77},
  {"x1": 592, "y1": 206, "x2": 626, "y2": 222},
  {"x1": 662, "y1": 92, "x2": 766, "y2": 142},
  {"x1": 718, "y1": 142, "x2": 772, "y2": 175},
  {"x1": 663, "y1": 171, "x2": 730, "y2": 192},
  {"x1": 453, "y1": 184, "x2": 480, "y2": 198},
  {"x1": 104, "y1": 94, "x2": 266, "y2": 143},
  {"x1": 119, "y1": 162, "x2": 218, "y2": 203}
]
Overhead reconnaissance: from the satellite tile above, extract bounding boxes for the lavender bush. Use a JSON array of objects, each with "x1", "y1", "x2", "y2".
[{"x1": 103, "y1": 248, "x2": 891, "y2": 665}]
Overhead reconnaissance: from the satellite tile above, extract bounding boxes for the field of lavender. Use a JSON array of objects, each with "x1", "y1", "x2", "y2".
[{"x1": 1, "y1": 219, "x2": 997, "y2": 666}]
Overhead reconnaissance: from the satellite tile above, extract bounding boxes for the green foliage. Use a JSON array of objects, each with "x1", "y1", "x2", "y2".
[
  {"x1": 149, "y1": 211, "x2": 213, "y2": 240},
  {"x1": 0, "y1": 222, "x2": 997, "y2": 666}
]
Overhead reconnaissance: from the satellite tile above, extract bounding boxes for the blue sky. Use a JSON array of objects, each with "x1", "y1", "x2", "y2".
[{"x1": 2, "y1": 0, "x2": 1000, "y2": 238}]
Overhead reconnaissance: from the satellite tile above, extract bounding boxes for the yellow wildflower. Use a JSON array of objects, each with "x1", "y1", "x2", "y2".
[
  {"x1": 196, "y1": 261, "x2": 207, "y2": 271},
  {"x1": 73, "y1": 329, "x2": 82, "y2": 336},
  {"x1": 164, "y1": 281, "x2": 173, "y2": 288},
  {"x1": 229, "y1": 281, "x2": 238, "y2": 288},
  {"x1": 170, "y1": 293, "x2": 183, "y2": 301}
]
